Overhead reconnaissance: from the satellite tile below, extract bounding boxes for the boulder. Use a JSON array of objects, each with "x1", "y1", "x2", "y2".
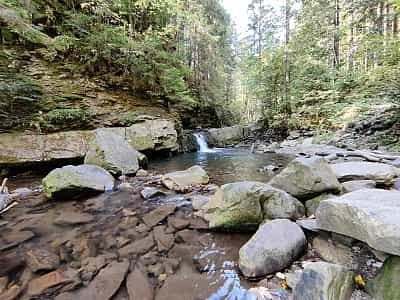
[
  {"x1": 207, "y1": 125, "x2": 249, "y2": 147},
  {"x1": 269, "y1": 157, "x2": 342, "y2": 199},
  {"x1": 42, "y1": 165, "x2": 114, "y2": 199},
  {"x1": 316, "y1": 189, "x2": 400, "y2": 256},
  {"x1": 202, "y1": 182, "x2": 305, "y2": 230},
  {"x1": 84, "y1": 129, "x2": 140, "y2": 176},
  {"x1": 330, "y1": 162, "x2": 399, "y2": 186},
  {"x1": 305, "y1": 194, "x2": 336, "y2": 217},
  {"x1": 366, "y1": 256, "x2": 400, "y2": 300},
  {"x1": 239, "y1": 219, "x2": 306, "y2": 277},
  {"x1": 161, "y1": 166, "x2": 209, "y2": 192},
  {"x1": 293, "y1": 262, "x2": 354, "y2": 300},
  {"x1": 342, "y1": 180, "x2": 376, "y2": 192}
]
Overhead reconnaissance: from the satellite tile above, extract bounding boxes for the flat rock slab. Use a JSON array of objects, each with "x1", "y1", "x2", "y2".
[
  {"x1": 119, "y1": 235, "x2": 155, "y2": 257},
  {"x1": 0, "y1": 230, "x2": 35, "y2": 251},
  {"x1": 54, "y1": 211, "x2": 95, "y2": 226},
  {"x1": 26, "y1": 248, "x2": 60, "y2": 272},
  {"x1": 27, "y1": 270, "x2": 73, "y2": 296},
  {"x1": 78, "y1": 260, "x2": 129, "y2": 300},
  {"x1": 161, "y1": 166, "x2": 209, "y2": 192},
  {"x1": 153, "y1": 226, "x2": 174, "y2": 252},
  {"x1": 342, "y1": 180, "x2": 376, "y2": 192},
  {"x1": 239, "y1": 219, "x2": 306, "y2": 277},
  {"x1": 142, "y1": 205, "x2": 176, "y2": 228},
  {"x1": 126, "y1": 269, "x2": 154, "y2": 300},
  {"x1": 316, "y1": 189, "x2": 400, "y2": 256},
  {"x1": 331, "y1": 162, "x2": 399, "y2": 185},
  {"x1": 140, "y1": 187, "x2": 166, "y2": 199}
]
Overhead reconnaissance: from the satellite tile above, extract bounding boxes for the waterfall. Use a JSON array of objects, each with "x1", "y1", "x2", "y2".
[{"x1": 194, "y1": 133, "x2": 215, "y2": 153}]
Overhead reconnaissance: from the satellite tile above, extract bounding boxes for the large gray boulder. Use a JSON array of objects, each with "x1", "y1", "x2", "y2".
[
  {"x1": 239, "y1": 219, "x2": 306, "y2": 277},
  {"x1": 85, "y1": 129, "x2": 140, "y2": 176},
  {"x1": 43, "y1": 165, "x2": 114, "y2": 199},
  {"x1": 366, "y1": 256, "x2": 400, "y2": 300},
  {"x1": 161, "y1": 166, "x2": 209, "y2": 192},
  {"x1": 316, "y1": 189, "x2": 400, "y2": 256},
  {"x1": 293, "y1": 262, "x2": 354, "y2": 300},
  {"x1": 207, "y1": 125, "x2": 249, "y2": 147},
  {"x1": 342, "y1": 180, "x2": 376, "y2": 192},
  {"x1": 331, "y1": 162, "x2": 400, "y2": 186},
  {"x1": 269, "y1": 157, "x2": 342, "y2": 199},
  {"x1": 201, "y1": 181, "x2": 305, "y2": 230}
]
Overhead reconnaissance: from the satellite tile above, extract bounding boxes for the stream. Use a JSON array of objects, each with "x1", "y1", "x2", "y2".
[{"x1": 1, "y1": 138, "x2": 294, "y2": 300}]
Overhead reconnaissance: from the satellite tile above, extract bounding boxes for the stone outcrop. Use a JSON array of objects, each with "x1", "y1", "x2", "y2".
[
  {"x1": 206, "y1": 125, "x2": 250, "y2": 147},
  {"x1": 316, "y1": 189, "x2": 400, "y2": 256},
  {"x1": 239, "y1": 219, "x2": 306, "y2": 277},
  {"x1": 42, "y1": 165, "x2": 115, "y2": 199},
  {"x1": 342, "y1": 180, "x2": 376, "y2": 192},
  {"x1": 330, "y1": 162, "x2": 399, "y2": 186},
  {"x1": 161, "y1": 166, "x2": 209, "y2": 192},
  {"x1": 0, "y1": 119, "x2": 177, "y2": 173},
  {"x1": 293, "y1": 262, "x2": 354, "y2": 300},
  {"x1": 84, "y1": 129, "x2": 140, "y2": 176},
  {"x1": 269, "y1": 157, "x2": 342, "y2": 199},
  {"x1": 201, "y1": 181, "x2": 305, "y2": 230}
]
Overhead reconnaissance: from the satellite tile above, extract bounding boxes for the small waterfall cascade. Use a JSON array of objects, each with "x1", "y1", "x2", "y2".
[{"x1": 194, "y1": 132, "x2": 215, "y2": 153}]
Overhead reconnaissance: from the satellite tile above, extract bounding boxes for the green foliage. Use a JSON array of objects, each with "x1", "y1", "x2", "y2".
[{"x1": 44, "y1": 108, "x2": 92, "y2": 125}]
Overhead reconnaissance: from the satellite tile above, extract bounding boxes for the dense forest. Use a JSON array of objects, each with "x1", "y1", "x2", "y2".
[{"x1": 1, "y1": 0, "x2": 400, "y2": 137}]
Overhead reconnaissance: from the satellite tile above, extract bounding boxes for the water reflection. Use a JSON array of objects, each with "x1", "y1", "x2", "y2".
[{"x1": 150, "y1": 149, "x2": 292, "y2": 185}]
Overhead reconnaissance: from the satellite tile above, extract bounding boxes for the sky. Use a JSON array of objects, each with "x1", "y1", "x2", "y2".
[{"x1": 221, "y1": 0, "x2": 281, "y2": 36}]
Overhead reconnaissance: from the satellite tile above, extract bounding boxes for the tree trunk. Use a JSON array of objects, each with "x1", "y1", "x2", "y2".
[
  {"x1": 284, "y1": 0, "x2": 291, "y2": 115},
  {"x1": 333, "y1": 0, "x2": 340, "y2": 70}
]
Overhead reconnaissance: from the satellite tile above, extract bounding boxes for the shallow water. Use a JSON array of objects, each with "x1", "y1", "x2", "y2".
[{"x1": 150, "y1": 148, "x2": 292, "y2": 185}]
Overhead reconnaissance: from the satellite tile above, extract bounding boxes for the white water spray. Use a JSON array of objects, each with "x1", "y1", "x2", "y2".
[{"x1": 194, "y1": 133, "x2": 215, "y2": 153}]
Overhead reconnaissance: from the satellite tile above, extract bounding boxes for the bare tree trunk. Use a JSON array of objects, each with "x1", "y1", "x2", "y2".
[
  {"x1": 333, "y1": 0, "x2": 340, "y2": 70},
  {"x1": 284, "y1": 0, "x2": 291, "y2": 115}
]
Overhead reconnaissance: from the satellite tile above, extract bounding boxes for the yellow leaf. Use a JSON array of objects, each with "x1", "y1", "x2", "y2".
[{"x1": 355, "y1": 274, "x2": 366, "y2": 287}]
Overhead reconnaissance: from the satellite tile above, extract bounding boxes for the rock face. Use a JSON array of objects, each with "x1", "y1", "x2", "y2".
[
  {"x1": 84, "y1": 129, "x2": 140, "y2": 176},
  {"x1": 0, "y1": 119, "x2": 177, "y2": 173},
  {"x1": 161, "y1": 166, "x2": 209, "y2": 192},
  {"x1": 293, "y1": 262, "x2": 354, "y2": 300},
  {"x1": 366, "y1": 256, "x2": 400, "y2": 300},
  {"x1": 316, "y1": 189, "x2": 400, "y2": 256},
  {"x1": 202, "y1": 182, "x2": 305, "y2": 230},
  {"x1": 239, "y1": 219, "x2": 306, "y2": 277},
  {"x1": 42, "y1": 165, "x2": 115, "y2": 199},
  {"x1": 207, "y1": 125, "x2": 249, "y2": 147},
  {"x1": 331, "y1": 162, "x2": 399, "y2": 185},
  {"x1": 269, "y1": 157, "x2": 342, "y2": 199}
]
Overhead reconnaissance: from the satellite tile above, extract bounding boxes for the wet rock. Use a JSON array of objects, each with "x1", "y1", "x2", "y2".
[
  {"x1": 25, "y1": 248, "x2": 60, "y2": 273},
  {"x1": 153, "y1": 226, "x2": 174, "y2": 252},
  {"x1": 136, "y1": 223, "x2": 151, "y2": 233},
  {"x1": 71, "y1": 237, "x2": 98, "y2": 260},
  {"x1": 190, "y1": 194, "x2": 210, "y2": 210},
  {"x1": 342, "y1": 180, "x2": 376, "y2": 192},
  {"x1": 207, "y1": 125, "x2": 250, "y2": 147},
  {"x1": 85, "y1": 128, "x2": 140, "y2": 176},
  {"x1": 78, "y1": 260, "x2": 129, "y2": 300},
  {"x1": 136, "y1": 169, "x2": 149, "y2": 177},
  {"x1": 270, "y1": 157, "x2": 342, "y2": 199},
  {"x1": 147, "y1": 262, "x2": 164, "y2": 278},
  {"x1": 162, "y1": 258, "x2": 180, "y2": 275},
  {"x1": 155, "y1": 262, "x2": 218, "y2": 300},
  {"x1": 0, "y1": 276, "x2": 8, "y2": 293},
  {"x1": 0, "y1": 230, "x2": 35, "y2": 251},
  {"x1": 293, "y1": 262, "x2": 354, "y2": 300},
  {"x1": 175, "y1": 229, "x2": 198, "y2": 244},
  {"x1": 316, "y1": 189, "x2": 400, "y2": 256},
  {"x1": 331, "y1": 162, "x2": 399, "y2": 186},
  {"x1": 239, "y1": 220, "x2": 306, "y2": 277},
  {"x1": 296, "y1": 219, "x2": 320, "y2": 233},
  {"x1": 80, "y1": 256, "x2": 107, "y2": 281},
  {"x1": 202, "y1": 182, "x2": 305, "y2": 230},
  {"x1": 42, "y1": 165, "x2": 115, "y2": 199},
  {"x1": 168, "y1": 216, "x2": 190, "y2": 230},
  {"x1": 366, "y1": 256, "x2": 400, "y2": 300},
  {"x1": 119, "y1": 235, "x2": 155, "y2": 257},
  {"x1": 27, "y1": 269, "x2": 74, "y2": 297},
  {"x1": 246, "y1": 287, "x2": 288, "y2": 300},
  {"x1": 189, "y1": 217, "x2": 209, "y2": 230},
  {"x1": 9, "y1": 187, "x2": 33, "y2": 199},
  {"x1": 54, "y1": 211, "x2": 95, "y2": 226},
  {"x1": 126, "y1": 269, "x2": 154, "y2": 300},
  {"x1": 142, "y1": 205, "x2": 176, "y2": 228},
  {"x1": 305, "y1": 194, "x2": 336, "y2": 217},
  {"x1": 161, "y1": 166, "x2": 209, "y2": 192},
  {"x1": 140, "y1": 187, "x2": 166, "y2": 199}
]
